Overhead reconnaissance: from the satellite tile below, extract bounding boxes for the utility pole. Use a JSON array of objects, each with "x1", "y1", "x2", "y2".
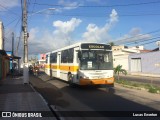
[
  {"x1": 12, "y1": 32, "x2": 14, "y2": 71},
  {"x1": 22, "y1": 0, "x2": 29, "y2": 84},
  {"x1": 12, "y1": 32, "x2": 14, "y2": 56},
  {"x1": 16, "y1": 37, "x2": 20, "y2": 56}
]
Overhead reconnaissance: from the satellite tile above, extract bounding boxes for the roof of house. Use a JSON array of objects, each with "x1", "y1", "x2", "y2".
[
  {"x1": 140, "y1": 50, "x2": 152, "y2": 53},
  {"x1": 152, "y1": 47, "x2": 159, "y2": 51}
]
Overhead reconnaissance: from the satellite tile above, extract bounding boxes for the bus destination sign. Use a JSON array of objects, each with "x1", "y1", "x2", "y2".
[{"x1": 81, "y1": 43, "x2": 111, "y2": 49}]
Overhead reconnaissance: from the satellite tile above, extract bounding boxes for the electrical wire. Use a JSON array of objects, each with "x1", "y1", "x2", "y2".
[
  {"x1": 4, "y1": 17, "x2": 20, "y2": 27},
  {"x1": 31, "y1": 1, "x2": 160, "y2": 8},
  {"x1": 28, "y1": 12, "x2": 160, "y2": 18},
  {"x1": 28, "y1": 0, "x2": 36, "y2": 26},
  {"x1": 0, "y1": 3, "x2": 19, "y2": 16},
  {"x1": 139, "y1": 39, "x2": 159, "y2": 45}
]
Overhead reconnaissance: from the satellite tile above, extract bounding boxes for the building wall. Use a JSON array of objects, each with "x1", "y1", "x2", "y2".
[
  {"x1": 40, "y1": 54, "x2": 46, "y2": 60},
  {"x1": 37, "y1": 54, "x2": 46, "y2": 60},
  {"x1": 129, "y1": 51, "x2": 160, "y2": 74},
  {"x1": 112, "y1": 45, "x2": 141, "y2": 71},
  {"x1": 113, "y1": 54, "x2": 129, "y2": 70}
]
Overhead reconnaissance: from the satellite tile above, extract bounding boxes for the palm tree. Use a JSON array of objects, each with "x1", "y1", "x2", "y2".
[{"x1": 114, "y1": 65, "x2": 127, "y2": 81}]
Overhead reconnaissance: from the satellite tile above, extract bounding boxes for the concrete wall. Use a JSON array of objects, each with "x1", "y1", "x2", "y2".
[
  {"x1": 112, "y1": 45, "x2": 141, "y2": 71},
  {"x1": 129, "y1": 51, "x2": 160, "y2": 75},
  {"x1": 113, "y1": 54, "x2": 129, "y2": 70}
]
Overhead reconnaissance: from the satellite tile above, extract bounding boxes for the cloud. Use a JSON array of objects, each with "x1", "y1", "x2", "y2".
[
  {"x1": 26, "y1": 9, "x2": 119, "y2": 55},
  {"x1": 28, "y1": 28, "x2": 39, "y2": 42},
  {"x1": 52, "y1": 18, "x2": 82, "y2": 47},
  {"x1": 129, "y1": 27, "x2": 141, "y2": 36},
  {"x1": 53, "y1": 18, "x2": 82, "y2": 34},
  {"x1": 27, "y1": 18, "x2": 82, "y2": 55},
  {"x1": 57, "y1": 0, "x2": 82, "y2": 12},
  {"x1": 86, "y1": 0, "x2": 101, "y2": 3},
  {"x1": 109, "y1": 9, "x2": 118, "y2": 23},
  {"x1": 23, "y1": 8, "x2": 152, "y2": 56},
  {"x1": 81, "y1": 9, "x2": 118, "y2": 43},
  {"x1": 114, "y1": 28, "x2": 152, "y2": 45},
  {"x1": 0, "y1": 0, "x2": 19, "y2": 10}
]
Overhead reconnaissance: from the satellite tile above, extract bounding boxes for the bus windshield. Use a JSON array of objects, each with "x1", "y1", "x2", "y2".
[{"x1": 79, "y1": 50, "x2": 113, "y2": 70}]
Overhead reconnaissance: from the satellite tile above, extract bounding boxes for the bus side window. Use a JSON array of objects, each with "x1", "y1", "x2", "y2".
[
  {"x1": 68, "y1": 48, "x2": 74, "y2": 63},
  {"x1": 46, "y1": 55, "x2": 48, "y2": 63},
  {"x1": 76, "y1": 52, "x2": 79, "y2": 63}
]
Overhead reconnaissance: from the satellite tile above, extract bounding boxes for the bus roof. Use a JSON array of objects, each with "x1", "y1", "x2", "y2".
[{"x1": 46, "y1": 42, "x2": 111, "y2": 54}]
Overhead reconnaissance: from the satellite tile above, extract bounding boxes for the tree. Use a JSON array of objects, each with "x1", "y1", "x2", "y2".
[
  {"x1": 114, "y1": 65, "x2": 127, "y2": 81},
  {"x1": 108, "y1": 42, "x2": 115, "y2": 47}
]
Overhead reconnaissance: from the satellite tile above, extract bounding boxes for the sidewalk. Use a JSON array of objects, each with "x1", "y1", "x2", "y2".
[
  {"x1": 0, "y1": 75, "x2": 57, "y2": 119},
  {"x1": 115, "y1": 74, "x2": 160, "y2": 86}
]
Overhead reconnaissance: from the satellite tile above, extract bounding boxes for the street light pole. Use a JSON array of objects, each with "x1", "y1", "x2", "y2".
[{"x1": 22, "y1": 0, "x2": 29, "y2": 84}]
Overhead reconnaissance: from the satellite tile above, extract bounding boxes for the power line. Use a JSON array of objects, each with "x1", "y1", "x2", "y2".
[
  {"x1": 112, "y1": 29, "x2": 160, "y2": 44},
  {"x1": 126, "y1": 36, "x2": 160, "y2": 45},
  {"x1": 139, "y1": 39, "x2": 159, "y2": 45},
  {"x1": 0, "y1": 4, "x2": 19, "y2": 16},
  {"x1": 31, "y1": 1, "x2": 160, "y2": 8},
  {"x1": 31, "y1": 0, "x2": 36, "y2": 13},
  {"x1": 4, "y1": 17, "x2": 20, "y2": 27},
  {"x1": 28, "y1": 12, "x2": 160, "y2": 18},
  {"x1": 28, "y1": 0, "x2": 36, "y2": 26}
]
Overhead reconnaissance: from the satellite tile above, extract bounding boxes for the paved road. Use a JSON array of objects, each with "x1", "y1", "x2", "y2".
[{"x1": 30, "y1": 73, "x2": 160, "y2": 120}]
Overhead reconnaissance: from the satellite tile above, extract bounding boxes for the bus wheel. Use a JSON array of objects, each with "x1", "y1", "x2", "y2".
[
  {"x1": 106, "y1": 86, "x2": 115, "y2": 93},
  {"x1": 68, "y1": 74, "x2": 74, "y2": 87}
]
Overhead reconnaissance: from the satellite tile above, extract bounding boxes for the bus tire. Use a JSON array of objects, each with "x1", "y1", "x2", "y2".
[
  {"x1": 106, "y1": 86, "x2": 115, "y2": 93},
  {"x1": 68, "y1": 74, "x2": 74, "y2": 87}
]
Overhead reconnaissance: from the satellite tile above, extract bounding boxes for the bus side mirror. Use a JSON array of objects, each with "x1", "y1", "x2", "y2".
[{"x1": 78, "y1": 51, "x2": 82, "y2": 59}]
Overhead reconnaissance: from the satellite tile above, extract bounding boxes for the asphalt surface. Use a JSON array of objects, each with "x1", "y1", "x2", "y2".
[{"x1": 29, "y1": 72, "x2": 160, "y2": 120}]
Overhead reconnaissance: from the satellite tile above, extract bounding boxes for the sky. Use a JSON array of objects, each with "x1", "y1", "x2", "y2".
[{"x1": 1, "y1": 0, "x2": 160, "y2": 57}]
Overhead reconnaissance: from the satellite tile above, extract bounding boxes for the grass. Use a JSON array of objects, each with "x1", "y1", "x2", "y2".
[{"x1": 115, "y1": 79, "x2": 160, "y2": 94}]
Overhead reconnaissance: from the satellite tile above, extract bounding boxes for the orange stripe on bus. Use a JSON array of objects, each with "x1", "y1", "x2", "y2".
[
  {"x1": 45, "y1": 64, "x2": 79, "y2": 72},
  {"x1": 79, "y1": 77, "x2": 114, "y2": 85}
]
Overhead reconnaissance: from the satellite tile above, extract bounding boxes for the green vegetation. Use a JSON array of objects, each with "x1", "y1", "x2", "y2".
[
  {"x1": 108, "y1": 42, "x2": 115, "y2": 46},
  {"x1": 114, "y1": 65, "x2": 127, "y2": 81},
  {"x1": 115, "y1": 79, "x2": 160, "y2": 94}
]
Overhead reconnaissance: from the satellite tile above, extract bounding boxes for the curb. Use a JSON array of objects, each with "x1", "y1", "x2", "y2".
[{"x1": 115, "y1": 83, "x2": 160, "y2": 94}]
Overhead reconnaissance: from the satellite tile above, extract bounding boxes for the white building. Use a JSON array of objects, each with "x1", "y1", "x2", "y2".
[
  {"x1": 112, "y1": 45, "x2": 144, "y2": 71},
  {"x1": 0, "y1": 21, "x2": 4, "y2": 50}
]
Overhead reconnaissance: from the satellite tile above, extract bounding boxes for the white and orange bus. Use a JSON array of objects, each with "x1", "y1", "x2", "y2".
[{"x1": 45, "y1": 42, "x2": 114, "y2": 87}]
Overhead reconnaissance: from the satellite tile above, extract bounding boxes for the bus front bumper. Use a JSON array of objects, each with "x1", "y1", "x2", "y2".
[{"x1": 79, "y1": 77, "x2": 114, "y2": 85}]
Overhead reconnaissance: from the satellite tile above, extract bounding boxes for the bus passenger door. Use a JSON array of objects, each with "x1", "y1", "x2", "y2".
[{"x1": 57, "y1": 53, "x2": 61, "y2": 78}]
